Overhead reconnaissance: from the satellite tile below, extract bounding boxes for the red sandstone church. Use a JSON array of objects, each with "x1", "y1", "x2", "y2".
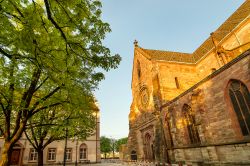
[{"x1": 126, "y1": 1, "x2": 250, "y2": 165}]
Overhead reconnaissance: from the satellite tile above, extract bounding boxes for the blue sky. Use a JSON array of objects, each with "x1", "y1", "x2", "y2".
[{"x1": 94, "y1": 0, "x2": 245, "y2": 139}]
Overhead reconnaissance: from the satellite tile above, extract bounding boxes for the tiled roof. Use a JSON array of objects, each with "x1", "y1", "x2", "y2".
[
  {"x1": 142, "y1": 49, "x2": 194, "y2": 63},
  {"x1": 140, "y1": 1, "x2": 250, "y2": 64}
]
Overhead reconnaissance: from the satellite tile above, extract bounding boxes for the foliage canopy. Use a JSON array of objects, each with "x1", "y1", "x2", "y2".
[
  {"x1": 100, "y1": 136, "x2": 112, "y2": 155},
  {"x1": 0, "y1": 0, "x2": 120, "y2": 165}
]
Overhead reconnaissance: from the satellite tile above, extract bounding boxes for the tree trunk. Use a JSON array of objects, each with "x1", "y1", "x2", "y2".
[
  {"x1": 0, "y1": 142, "x2": 11, "y2": 166},
  {"x1": 104, "y1": 153, "x2": 106, "y2": 159},
  {"x1": 1, "y1": 122, "x2": 27, "y2": 166},
  {"x1": 37, "y1": 148, "x2": 44, "y2": 166}
]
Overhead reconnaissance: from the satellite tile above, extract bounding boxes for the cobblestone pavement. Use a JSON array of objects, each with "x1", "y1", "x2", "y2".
[
  {"x1": 47, "y1": 162, "x2": 189, "y2": 166},
  {"x1": 86, "y1": 162, "x2": 189, "y2": 166},
  {"x1": 48, "y1": 164, "x2": 189, "y2": 166}
]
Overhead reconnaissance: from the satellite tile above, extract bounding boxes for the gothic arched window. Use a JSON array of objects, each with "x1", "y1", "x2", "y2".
[
  {"x1": 229, "y1": 80, "x2": 250, "y2": 136},
  {"x1": 183, "y1": 104, "x2": 200, "y2": 144},
  {"x1": 137, "y1": 60, "x2": 141, "y2": 79}
]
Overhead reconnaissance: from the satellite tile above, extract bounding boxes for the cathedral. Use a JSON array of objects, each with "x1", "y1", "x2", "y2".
[{"x1": 126, "y1": 1, "x2": 250, "y2": 165}]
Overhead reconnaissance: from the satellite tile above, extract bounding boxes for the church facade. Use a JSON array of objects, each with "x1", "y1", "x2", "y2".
[{"x1": 127, "y1": 1, "x2": 250, "y2": 165}]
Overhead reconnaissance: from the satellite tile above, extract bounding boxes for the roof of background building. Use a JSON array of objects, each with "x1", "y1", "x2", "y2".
[{"x1": 140, "y1": 1, "x2": 250, "y2": 64}]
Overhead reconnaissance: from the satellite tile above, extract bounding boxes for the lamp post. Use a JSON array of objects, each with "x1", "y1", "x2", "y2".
[
  {"x1": 63, "y1": 119, "x2": 69, "y2": 166},
  {"x1": 95, "y1": 109, "x2": 99, "y2": 163},
  {"x1": 75, "y1": 138, "x2": 78, "y2": 166}
]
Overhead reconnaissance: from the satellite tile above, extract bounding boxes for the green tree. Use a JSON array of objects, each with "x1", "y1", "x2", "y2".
[
  {"x1": 0, "y1": 0, "x2": 121, "y2": 165},
  {"x1": 110, "y1": 138, "x2": 116, "y2": 158},
  {"x1": 115, "y1": 137, "x2": 128, "y2": 152},
  {"x1": 100, "y1": 136, "x2": 111, "y2": 159},
  {"x1": 24, "y1": 98, "x2": 97, "y2": 165}
]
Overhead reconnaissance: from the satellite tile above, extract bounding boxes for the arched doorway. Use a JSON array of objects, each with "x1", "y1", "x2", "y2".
[
  {"x1": 144, "y1": 133, "x2": 153, "y2": 161},
  {"x1": 10, "y1": 142, "x2": 23, "y2": 165},
  {"x1": 131, "y1": 150, "x2": 137, "y2": 161}
]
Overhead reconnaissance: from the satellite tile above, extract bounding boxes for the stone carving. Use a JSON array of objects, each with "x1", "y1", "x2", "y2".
[
  {"x1": 210, "y1": 32, "x2": 233, "y2": 64},
  {"x1": 137, "y1": 85, "x2": 150, "y2": 110}
]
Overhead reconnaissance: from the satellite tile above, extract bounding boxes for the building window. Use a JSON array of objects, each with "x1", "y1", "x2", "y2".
[
  {"x1": 47, "y1": 148, "x2": 56, "y2": 161},
  {"x1": 29, "y1": 149, "x2": 38, "y2": 161},
  {"x1": 137, "y1": 60, "x2": 141, "y2": 79},
  {"x1": 65, "y1": 148, "x2": 72, "y2": 161},
  {"x1": 131, "y1": 150, "x2": 137, "y2": 160},
  {"x1": 175, "y1": 77, "x2": 180, "y2": 89},
  {"x1": 183, "y1": 104, "x2": 200, "y2": 144},
  {"x1": 229, "y1": 80, "x2": 250, "y2": 136},
  {"x1": 79, "y1": 144, "x2": 87, "y2": 160}
]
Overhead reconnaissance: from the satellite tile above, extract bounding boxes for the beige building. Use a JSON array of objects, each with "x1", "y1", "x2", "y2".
[
  {"x1": 0, "y1": 114, "x2": 100, "y2": 165},
  {"x1": 127, "y1": 1, "x2": 250, "y2": 165}
]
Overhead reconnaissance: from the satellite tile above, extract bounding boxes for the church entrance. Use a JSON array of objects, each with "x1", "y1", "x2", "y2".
[
  {"x1": 144, "y1": 133, "x2": 153, "y2": 161},
  {"x1": 10, "y1": 143, "x2": 23, "y2": 166},
  {"x1": 10, "y1": 149, "x2": 21, "y2": 165}
]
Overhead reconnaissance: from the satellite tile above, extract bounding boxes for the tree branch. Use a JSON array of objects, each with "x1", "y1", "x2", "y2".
[
  {"x1": 9, "y1": 0, "x2": 24, "y2": 18},
  {"x1": 24, "y1": 130, "x2": 38, "y2": 150},
  {"x1": 12, "y1": 69, "x2": 41, "y2": 137},
  {"x1": 0, "y1": 47, "x2": 12, "y2": 59},
  {"x1": 44, "y1": 0, "x2": 67, "y2": 41},
  {"x1": 5, "y1": 58, "x2": 15, "y2": 139},
  {"x1": 34, "y1": 76, "x2": 48, "y2": 92},
  {"x1": 42, "y1": 136, "x2": 54, "y2": 149},
  {"x1": 29, "y1": 86, "x2": 61, "y2": 114},
  {"x1": 10, "y1": 120, "x2": 27, "y2": 145},
  {"x1": 0, "y1": 92, "x2": 8, "y2": 103},
  {"x1": 0, "y1": 126, "x2": 4, "y2": 137},
  {"x1": 12, "y1": 111, "x2": 22, "y2": 137},
  {"x1": 0, "y1": 47, "x2": 35, "y2": 61},
  {"x1": 0, "y1": 100, "x2": 5, "y2": 113},
  {"x1": 32, "y1": 0, "x2": 49, "y2": 33},
  {"x1": 31, "y1": 102, "x2": 63, "y2": 116},
  {"x1": 25, "y1": 123, "x2": 58, "y2": 128},
  {"x1": 18, "y1": 68, "x2": 41, "y2": 121},
  {"x1": 3, "y1": 11, "x2": 22, "y2": 22},
  {"x1": 24, "y1": 69, "x2": 42, "y2": 108},
  {"x1": 54, "y1": 0, "x2": 77, "y2": 27}
]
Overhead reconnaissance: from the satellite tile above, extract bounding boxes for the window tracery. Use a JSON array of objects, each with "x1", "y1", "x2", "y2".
[
  {"x1": 182, "y1": 104, "x2": 200, "y2": 144},
  {"x1": 229, "y1": 80, "x2": 250, "y2": 136}
]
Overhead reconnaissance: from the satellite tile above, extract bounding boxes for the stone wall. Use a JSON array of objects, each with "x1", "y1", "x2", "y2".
[
  {"x1": 157, "y1": 62, "x2": 199, "y2": 101},
  {"x1": 171, "y1": 143, "x2": 250, "y2": 165},
  {"x1": 128, "y1": 5, "x2": 250, "y2": 164},
  {"x1": 163, "y1": 51, "x2": 250, "y2": 165}
]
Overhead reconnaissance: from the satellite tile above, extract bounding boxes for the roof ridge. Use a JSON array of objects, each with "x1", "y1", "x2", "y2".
[{"x1": 142, "y1": 48, "x2": 192, "y2": 55}]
